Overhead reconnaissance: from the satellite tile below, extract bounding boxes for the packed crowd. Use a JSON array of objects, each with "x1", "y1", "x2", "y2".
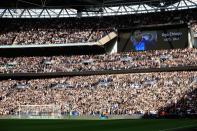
[
  {"x1": 0, "y1": 9, "x2": 196, "y2": 45},
  {"x1": 13, "y1": 29, "x2": 108, "y2": 45},
  {"x1": 0, "y1": 8, "x2": 197, "y2": 117},
  {"x1": 0, "y1": 48, "x2": 197, "y2": 73},
  {"x1": 0, "y1": 71, "x2": 196, "y2": 115},
  {"x1": 0, "y1": 19, "x2": 110, "y2": 45}
]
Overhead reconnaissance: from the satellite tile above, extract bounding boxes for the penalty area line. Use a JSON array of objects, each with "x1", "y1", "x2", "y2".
[{"x1": 159, "y1": 124, "x2": 197, "y2": 131}]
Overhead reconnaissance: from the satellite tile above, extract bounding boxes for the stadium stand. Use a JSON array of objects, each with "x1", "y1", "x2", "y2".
[
  {"x1": 0, "y1": 19, "x2": 111, "y2": 45},
  {"x1": 0, "y1": 48, "x2": 197, "y2": 74},
  {"x1": 0, "y1": 71, "x2": 197, "y2": 116},
  {"x1": 0, "y1": 9, "x2": 196, "y2": 46},
  {"x1": 0, "y1": 0, "x2": 197, "y2": 122}
]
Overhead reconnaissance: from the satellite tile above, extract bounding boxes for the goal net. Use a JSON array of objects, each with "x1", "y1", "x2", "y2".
[{"x1": 18, "y1": 105, "x2": 61, "y2": 119}]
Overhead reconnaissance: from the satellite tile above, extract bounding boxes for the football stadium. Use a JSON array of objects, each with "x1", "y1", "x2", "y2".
[{"x1": 0, "y1": 0, "x2": 197, "y2": 130}]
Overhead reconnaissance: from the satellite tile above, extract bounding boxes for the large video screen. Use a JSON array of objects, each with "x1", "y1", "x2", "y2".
[{"x1": 118, "y1": 26, "x2": 188, "y2": 52}]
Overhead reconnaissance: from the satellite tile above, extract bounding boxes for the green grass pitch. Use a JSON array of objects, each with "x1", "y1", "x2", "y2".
[{"x1": 0, "y1": 119, "x2": 197, "y2": 131}]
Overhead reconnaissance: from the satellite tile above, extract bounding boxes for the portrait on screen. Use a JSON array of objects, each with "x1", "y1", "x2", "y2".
[{"x1": 130, "y1": 30, "x2": 157, "y2": 51}]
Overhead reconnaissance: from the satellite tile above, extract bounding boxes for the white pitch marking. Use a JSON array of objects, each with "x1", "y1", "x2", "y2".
[{"x1": 159, "y1": 124, "x2": 197, "y2": 131}]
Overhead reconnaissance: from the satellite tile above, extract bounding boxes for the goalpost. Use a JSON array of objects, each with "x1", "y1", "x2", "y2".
[{"x1": 18, "y1": 105, "x2": 62, "y2": 119}]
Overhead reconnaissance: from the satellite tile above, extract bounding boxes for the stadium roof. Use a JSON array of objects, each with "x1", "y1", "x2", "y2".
[
  {"x1": 0, "y1": 0, "x2": 196, "y2": 18},
  {"x1": 0, "y1": 0, "x2": 183, "y2": 8}
]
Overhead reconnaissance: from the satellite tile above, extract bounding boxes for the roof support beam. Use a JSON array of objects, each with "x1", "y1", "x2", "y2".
[
  {"x1": 8, "y1": 9, "x2": 13, "y2": 18},
  {"x1": 18, "y1": 0, "x2": 42, "y2": 7},
  {"x1": 187, "y1": 0, "x2": 197, "y2": 6},
  {"x1": 46, "y1": 9, "x2": 51, "y2": 18},
  {"x1": 19, "y1": 9, "x2": 26, "y2": 18},
  {"x1": 0, "y1": 9, "x2": 6, "y2": 18},
  {"x1": 82, "y1": 0, "x2": 101, "y2": 5},
  {"x1": 38, "y1": 9, "x2": 44, "y2": 18},
  {"x1": 57, "y1": 9, "x2": 63, "y2": 18}
]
